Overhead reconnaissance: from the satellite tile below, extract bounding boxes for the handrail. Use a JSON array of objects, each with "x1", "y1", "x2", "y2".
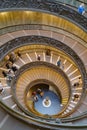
[
  {"x1": 54, "y1": 0, "x2": 87, "y2": 9},
  {"x1": 1, "y1": 100, "x2": 87, "y2": 129},
  {"x1": 0, "y1": 24, "x2": 86, "y2": 47}
]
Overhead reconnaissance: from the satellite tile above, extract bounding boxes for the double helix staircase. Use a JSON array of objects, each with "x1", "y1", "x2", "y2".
[
  {"x1": 0, "y1": 47, "x2": 84, "y2": 119},
  {"x1": 0, "y1": 0, "x2": 87, "y2": 129}
]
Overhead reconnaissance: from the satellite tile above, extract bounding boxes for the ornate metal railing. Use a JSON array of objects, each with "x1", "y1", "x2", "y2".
[
  {"x1": 0, "y1": 0, "x2": 87, "y2": 10},
  {"x1": 0, "y1": 24, "x2": 86, "y2": 48},
  {"x1": 55, "y1": 0, "x2": 87, "y2": 10},
  {"x1": 1, "y1": 101, "x2": 87, "y2": 129}
]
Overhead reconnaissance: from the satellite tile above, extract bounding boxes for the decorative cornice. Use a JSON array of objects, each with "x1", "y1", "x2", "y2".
[{"x1": 0, "y1": 0, "x2": 87, "y2": 31}]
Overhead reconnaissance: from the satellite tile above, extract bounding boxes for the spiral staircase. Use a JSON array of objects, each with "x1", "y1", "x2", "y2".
[{"x1": 0, "y1": 0, "x2": 87, "y2": 130}]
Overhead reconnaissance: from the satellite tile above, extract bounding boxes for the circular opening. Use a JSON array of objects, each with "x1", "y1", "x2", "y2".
[{"x1": 26, "y1": 83, "x2": 62, "y2": 116}]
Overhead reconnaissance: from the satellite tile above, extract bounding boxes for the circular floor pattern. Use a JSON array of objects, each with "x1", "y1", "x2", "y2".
[
  {"x1": 34, "y1": 90, "x2": 61, "y2": 115},
  {"x1": 42, "y1": 97, "x2": 51, "y2": 107}
]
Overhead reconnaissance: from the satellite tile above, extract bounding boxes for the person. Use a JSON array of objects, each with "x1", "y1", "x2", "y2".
[
  {"x1": 37, "y1": 55, "x2": 41, "y2": 61},
  {"x1": 6, "y1": 61, "x2": 13, "y2": 69},
  {"x1": 2, "y1": 71, "x2": 7, "y2": 77},
  {"x1": 34, "y1": 95, "x2": 38, "y2": 102},
  {"x1": 40, "y1": 91, "x2": 44, "y2": 98},
  {"x1": 11, "y1": 65, "x2": 18, "y2": 73},
  {"x1": 9, "y1": 52, "x2": 17, "y2": 63},
  {"x1": 4, "y1": 55, "x2": 10, "y2": 61},
  {"x1": 37, "y1": 88, "x2": 42, "y2": 94},
  {"x1": 17, "y1": 51, "x2": 22, "y2": 58},
  {"x1": 7, "y1": 69, "x2": 15, "y2": 81},
  {"x1": 57, "y1": 59, "x2": 61, "y2": 67},
  {"x1": 78, "y1": 77, "x2": 82, "y2": 84},
  {"x1": 73, "y1": 83, "x2": 79, "y2": 87},
  {"x1": 32, "y1": 91, "x2": 36, "y2": 96},
  {"x1": 73, "y1": 77, "x2": 82, "y2": 87},
  {"x1": 73, "y1": 94, "x2": 79, "y2": 101},
  {"x1": 46, "y1": 49, "x2": 51, "y2": 56},
  {"x1": 78, "y1": 3, "x2": 85, "y2": 15}
]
